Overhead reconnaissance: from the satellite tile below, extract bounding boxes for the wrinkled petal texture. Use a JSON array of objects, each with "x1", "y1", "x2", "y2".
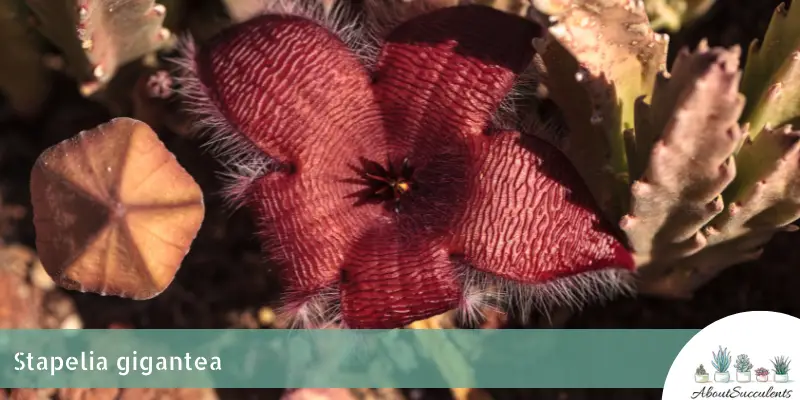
[
  {"x1": 196, "y1": 5, "x2": 634, "y2": 329},
  {"x1": 452, "y1": 132, "x2": 635, "y2": 283},
  {"x1": 340, "y1": 6, "x2": 633, "y2": 327},
  {"x1": 196, "y1": 15, "x2": 387, "y2": 301},
  {"x1": 373, "y1": 5, "x2": 541, "y2": 149},
  {"x1": 341, "y1": 222, "x2": 462, "y2": 328},
  {"x1": 339, "y1": 6, "x2": 542, "y2": 328}
]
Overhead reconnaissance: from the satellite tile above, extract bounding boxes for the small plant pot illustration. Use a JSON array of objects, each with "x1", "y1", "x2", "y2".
[
  {"x1": 695, "y1": 374, "x2": 709, "y2": 383},
  {"x1": 755, "y1": 367, "x2": 770, "y2": 382},
  {"x1": 712, "y1": 346, "x2": 733, "y2": 383},
  {"x1": 775, "y1": 374, "x2": 789, "y2": 383},
  {"x1": 737, "y1": 371, "x2": 751, "y2": 382}
]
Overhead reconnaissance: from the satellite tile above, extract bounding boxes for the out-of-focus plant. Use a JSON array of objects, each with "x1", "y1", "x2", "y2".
[
  {"x1": 0, "y1": 0, "x2": 236, "y2": 117},
  {"x1": 642, "y1": 0, "x2": 715, "y2": 31},
  {"x1": 529, "y1": 0, "x2": 800, "y2": 299},
  {"x1": 24, "y1": 0, "x2": 173, "y2": 96},
  {"x1": 0, "y1": 0, "x2": 52, "y2": 116}
]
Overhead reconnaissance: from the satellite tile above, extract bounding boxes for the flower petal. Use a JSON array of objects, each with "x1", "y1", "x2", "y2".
[
  {"x1": 249, "y1": 170, "x2": 381, "y2": 319},
  {"x1": 195, "y1": 14, "x2": 386, "y2": 170},
  {"x1": 450, "y1": 131, "x2": 634, "y2": 307},
  {"x1": 338, "y1": 129, "x2": 472, "y2": 328},
  {"x1": 340, "y1": 221, "x2": 462, "y2": 329},
  {"x1": 372, "y1": 5, "x2": 541, "y2": 149},
  {"x1": 193, "y1": 15, "x2": 389, "y2": 322}
]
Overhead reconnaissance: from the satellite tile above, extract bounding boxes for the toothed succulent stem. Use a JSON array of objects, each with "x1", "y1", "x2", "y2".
[
  {"x1": 625, "y1": 43, "x2": 744, "y2": 273},
  {"x1": 532, "y1": 0, "x2": 800, "y2": 298},
  {"x1": 714, "y1": 125, "x2": 800, "y2": 236},
  {"x1": 24, "y1": 0, "x2": 172, "y2": 96},
  {"x1": 739, "y1": 2, "x2": 800, "y2": 142},
  {"x1": 531, "y1": 0, "x2": 668, "y2": 222}
]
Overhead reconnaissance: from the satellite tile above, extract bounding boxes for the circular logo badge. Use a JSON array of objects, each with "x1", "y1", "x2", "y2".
[{"x1": 663, "y1": 311, "x2": 798, "y2": 399}]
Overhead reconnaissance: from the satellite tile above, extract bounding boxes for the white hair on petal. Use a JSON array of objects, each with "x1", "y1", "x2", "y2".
[
  {"x1": 170, "y1": 0, "x2": 378, "y2": 209},
  {"x1": 224, "y1": 0, "x2": 378, "y2": 67},
  {"x1": 458, "y1": 265, "x2": 636, "y2": 324},
  {"x1": 361, "y1": 0, "x2": 467, "y2": 67},
  {"x1": 169, "y1": 37, "x2": 272, "y2": 210},
  {"x1": 492, "y1": 61, "x2": 542, "y2": 131},
  {"x1": 276, "y1": 285, "x2": 342, "y2": 329},
  {"x1": 217, "y1": 153, "x2": 277, "y2": 211},
  {"x1": 250, "y1": 216, "x2": 342, "y2": 329},
  {"x1": 360, "y1": 0, "x2": 544, "y2": 131},
  {"x1": 452, "y1": 261, "x2": 503, "y2": 327},
  {"x1": 519, "y1": 101, "x2": 570, "y2": 149}
]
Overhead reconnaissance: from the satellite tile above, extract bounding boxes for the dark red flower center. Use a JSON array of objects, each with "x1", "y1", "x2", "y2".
[{"x1": 360, "y1": 157, "x2": 416, "y2": 213}]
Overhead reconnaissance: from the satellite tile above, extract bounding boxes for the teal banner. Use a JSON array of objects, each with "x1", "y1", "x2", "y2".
[{"x1": 0, "y1": 329, "x2": 697, "y2": 388}]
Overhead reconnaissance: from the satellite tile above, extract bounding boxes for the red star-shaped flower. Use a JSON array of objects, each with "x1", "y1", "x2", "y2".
[{"x1": 179, "y1": 5, "x2": 635, "y2": 328}]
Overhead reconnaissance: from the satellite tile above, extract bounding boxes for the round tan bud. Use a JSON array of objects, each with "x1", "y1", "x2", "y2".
[{"x1": 30, "y1": 117, "x2": 204, "y2": 300}]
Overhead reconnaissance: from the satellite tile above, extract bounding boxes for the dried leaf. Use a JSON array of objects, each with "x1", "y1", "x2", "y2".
[{"x1": 30, "y1": 117, "x2": 204, "y2": 300}]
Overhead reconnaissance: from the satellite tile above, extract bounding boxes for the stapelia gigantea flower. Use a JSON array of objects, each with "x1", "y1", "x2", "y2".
[{"x1": 178, "y1": 4, "x2": 635, "y2": 328}]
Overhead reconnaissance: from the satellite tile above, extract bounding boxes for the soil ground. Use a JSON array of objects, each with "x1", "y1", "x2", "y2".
[{"x1": 0, "y1": 0, "x2": 796, "y2": 399}]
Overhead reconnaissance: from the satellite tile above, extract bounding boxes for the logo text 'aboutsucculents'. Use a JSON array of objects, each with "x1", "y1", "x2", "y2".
[
  {"x1": 689, "y1": 386, "x2": 792, "y2": 399},
  {"x1": 662, "y1": 312, "x2": 800, "y2": 399}
]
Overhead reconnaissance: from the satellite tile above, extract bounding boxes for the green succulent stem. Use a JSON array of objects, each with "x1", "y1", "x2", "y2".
[
  {"x1": 607, "y1": 103, "x2": 633, "y2": 217},
  {"x1": 531, "y1": 0, "x2": 667, "y2": 223},
  {"x1": 739, "y1": 2, "x2": 800, "y2": 141},
  {"x1": 645, "y1": 0, "x2": 682, "y2": 31}
]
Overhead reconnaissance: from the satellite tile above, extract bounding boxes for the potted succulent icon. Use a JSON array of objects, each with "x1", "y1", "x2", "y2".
[
  {"x1": 772, "y1": 356, "x2": 791, "y2": 383},
  {"x1": 755, "y1": 367, "x2": 770, "y2": 382},
  {"x1": 712, "y1": 346, "x2": 732, "y2": 383},
  {"x1": 735, "y1": 354, "x2": 753, "y2": 382},
  {"x1": 696, "y1": 364, "x2": 710, "y2": 383}
]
